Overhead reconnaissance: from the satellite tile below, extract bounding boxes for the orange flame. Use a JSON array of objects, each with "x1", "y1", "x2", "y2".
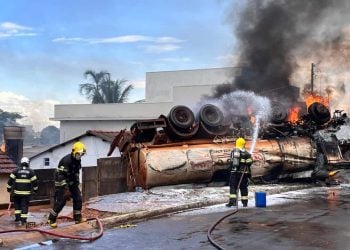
[
  {"x1": 247, "y1": 106, "x2": 255, "y2": 124},
  {"x1": 288, "y1": 106, "x2": 301, "y2": 123},
  {"x1": 304, "y1": 93, "x2": 329, "y2": 108}
]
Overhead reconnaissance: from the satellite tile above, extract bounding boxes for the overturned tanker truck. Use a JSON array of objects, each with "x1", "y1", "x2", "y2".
[{"x1": 108, "y1": 102, "x2": 350, "y2": 190}]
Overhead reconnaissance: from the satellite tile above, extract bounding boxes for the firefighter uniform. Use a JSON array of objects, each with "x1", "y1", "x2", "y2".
[
  {"x1": 226, "y1": 138, "x2": 253, "y2": 207},
  {"x1": 48, "y1": 141, "x2": 86, "y2": 228},
  {"x1": 7, "y1": 157, "x2": 38, "y2": 224}
]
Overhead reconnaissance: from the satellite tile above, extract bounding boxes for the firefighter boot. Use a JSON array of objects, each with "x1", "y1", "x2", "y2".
[
  {"x1": 75, "y1": 217, "x2": 87, "y2": 224},
  {"x1": 14, "y1": 214, "x2": 21, "y2": 223},
  {"x1": 47, "y1": 219, "x2": 57, "y2": 228},
  {"x1": 225, "y1": 198, "x2": 237, "y2": 207},
  {"x1": 20, "y1": 219, "x2": 27, "y2": 227}
]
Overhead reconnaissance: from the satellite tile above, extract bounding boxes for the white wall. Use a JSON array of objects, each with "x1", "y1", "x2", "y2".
[
  {"x1": 54, "y1": 102, "x2": 174, "y2": 142},
  {"x1": 145, "y1": 67, "x2": 237, "y2": 103},
  {"x1": 53, "y1": 67, "x2": 242, "y2": 142},
  {"x1": 30, "y1": 136, "x2": 120, "y2": 170}
]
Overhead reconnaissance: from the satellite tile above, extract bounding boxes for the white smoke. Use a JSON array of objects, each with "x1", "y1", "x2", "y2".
[
  {"x1": 335, "y1": 124, "x2": 350, "y2": 140},
  {"x1": 0, "y1": 91, "x2": 59, "y2": 131},
  {"x1": 194, "y1": 90, "x2": 272, "y2": 122}
]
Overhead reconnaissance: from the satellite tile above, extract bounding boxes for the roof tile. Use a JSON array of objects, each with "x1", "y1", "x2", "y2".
[{"x1": 0, "y1": 152, "x2": 17, "y2": 173}]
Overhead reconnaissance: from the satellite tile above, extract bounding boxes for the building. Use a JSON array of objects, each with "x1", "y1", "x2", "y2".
[
  {"x1": 52, "y1": 67, "x2": 239, "y2": 142},
  {"x1": 29, "y1": 130, "x2": 120, "y2": 171}
]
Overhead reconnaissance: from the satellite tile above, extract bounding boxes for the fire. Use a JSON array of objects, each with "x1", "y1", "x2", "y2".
[
  {"x1": 288, "y1": 106, "x2": 301, "y2": 123},
  {"x1": 304, "y1": 93, "x2": 329, "y2": 108},
  {"x1": 247, "y1": 106, "x2": 255, "y2": 124},
  {"x1": 0, "y1": 144, "x2": 5, "y2": 152}
]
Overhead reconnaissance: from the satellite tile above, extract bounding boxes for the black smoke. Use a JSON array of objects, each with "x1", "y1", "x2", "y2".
[{"x1": 215, "y1": 0, "x2": 350, "y2": 104}]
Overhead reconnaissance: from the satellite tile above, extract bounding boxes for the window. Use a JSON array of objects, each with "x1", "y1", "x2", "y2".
[{"x1": 44, "y1": 158, "x2": 50, "y2": 166}]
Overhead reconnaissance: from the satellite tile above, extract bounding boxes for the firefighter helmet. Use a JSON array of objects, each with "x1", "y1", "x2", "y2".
[
  {"x1": 235, "y1": 137, "x2": 246, "y2": 149},
  {"x1": 21, "y1": 157, "x2": 30, "y2": 167},
  {"x1": 72, "y1": 141, "x2": 86, "y2": 155}
]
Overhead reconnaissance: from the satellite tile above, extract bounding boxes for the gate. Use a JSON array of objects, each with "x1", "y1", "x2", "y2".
[
  {"x1": 82, "y1": 157, "x2": 127, "y2": 201},
  {"x1": 32, "y1": 169, "x2": 55, "y2": 204},
  {"x1": 82, "y1": 166, "x2": 99, "y2": 202}
]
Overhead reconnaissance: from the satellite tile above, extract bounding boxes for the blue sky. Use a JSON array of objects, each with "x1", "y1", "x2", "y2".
[
  {"x1": 0, "y1": 0, "x2": 241, "y2": 129},
  {"x1": 0, "y1": 0, "x2": 237, "y2": 102},
  {"x1": 0, "y1": 0, "x2": 240, "y2": 130}
]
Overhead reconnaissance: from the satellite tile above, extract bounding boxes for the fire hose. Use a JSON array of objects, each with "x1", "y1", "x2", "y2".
[
  {"x1": 207, "y1": 166, "x2": 247, "y2": 250},
  {"x1": 0, "y1": 215, "x2": 104, "y2": 241}
]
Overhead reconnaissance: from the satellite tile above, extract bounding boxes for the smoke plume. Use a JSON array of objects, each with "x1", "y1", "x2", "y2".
[{"x1": 216, "y1": 0, "x2": 350, "y2": 107}]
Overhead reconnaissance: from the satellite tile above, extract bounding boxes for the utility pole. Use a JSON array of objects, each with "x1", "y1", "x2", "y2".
[{"x1": 311, "y1": 63, "x2": 315, "y2": 94}]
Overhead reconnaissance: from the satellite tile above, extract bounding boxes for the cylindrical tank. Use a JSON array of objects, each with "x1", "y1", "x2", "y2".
[
  {"x1": 127, "y1": 136, "x2": 317, "y2": 189},
  {"x1": 3, "y1": 126, "x2": 25, "y2": 165}
]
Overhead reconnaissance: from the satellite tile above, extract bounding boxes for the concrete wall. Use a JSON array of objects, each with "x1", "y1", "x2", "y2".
[
  {"x1": 54, "y1": 102, "x2": 174, "y2": 142},
  {"x1": 0, "y1": 175, "x2": 11, "y2": 205},
  {"x1": 145, "y1": 67, "x2": 237, "y2": 102},
  {"x1": 53, "y1": 67, "x2": 242, "y2": 142},
  {"x1": 30, "y1": 136, "x2": 120, "y2": 170}
]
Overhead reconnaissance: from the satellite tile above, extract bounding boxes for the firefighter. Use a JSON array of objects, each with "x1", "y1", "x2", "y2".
[
  {"x1": 226, "y1": 137, "x2": 253, "y2": 207},
  {"x1": 7, "y1": 157, "x2": 38, "y2": 225},
  {"x1": 47, "y1": 141, "x2": 87, "y2": 228}
]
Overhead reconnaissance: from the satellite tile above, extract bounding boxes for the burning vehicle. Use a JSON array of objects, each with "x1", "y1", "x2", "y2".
[{"x1": 108, "y1": 93, "x2": 350, "y2": 190}]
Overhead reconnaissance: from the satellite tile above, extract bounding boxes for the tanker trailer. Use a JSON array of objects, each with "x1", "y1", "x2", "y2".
[
  {"x1": 109, "y1": 102, "x2": 350, "y2": 190},
  {"x1": 124, "y1": 136, "x2": 317, "y2": 190}
]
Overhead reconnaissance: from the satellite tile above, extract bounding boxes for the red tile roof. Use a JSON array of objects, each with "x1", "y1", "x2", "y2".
[{"x1": 0, "y1": 152, "x2": 17, "y2": 173}]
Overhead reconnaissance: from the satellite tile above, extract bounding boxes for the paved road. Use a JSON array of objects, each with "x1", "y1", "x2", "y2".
[{"x1": 23, "y1": 181, "x2": 350, "y2": 250}]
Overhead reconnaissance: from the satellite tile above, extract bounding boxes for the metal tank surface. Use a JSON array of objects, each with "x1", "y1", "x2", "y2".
[
  {"x1": 109, "y1": 102, "x2": 350, "y2": 190},
  {"x1": 127, "y1": 137, "x2": 316, "y2": 189}
]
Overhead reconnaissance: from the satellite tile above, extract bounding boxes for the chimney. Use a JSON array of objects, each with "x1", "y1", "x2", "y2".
[{"x1": 3, "y1": 126, "x2": 25, "y2": 166}]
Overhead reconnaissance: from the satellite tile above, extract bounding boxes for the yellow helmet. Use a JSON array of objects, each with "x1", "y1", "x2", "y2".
[
  {"x1": 72, "y1": 141, "x2": 86, "y2": 155},
  {"x1": 235, "y1": 137, "x2": 246, "y2": 149}
]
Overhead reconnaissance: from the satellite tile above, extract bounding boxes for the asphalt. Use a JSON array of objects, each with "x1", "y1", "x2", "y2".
[{"x1": 0, "y1": 182, "x2": 314, "y2": 249}]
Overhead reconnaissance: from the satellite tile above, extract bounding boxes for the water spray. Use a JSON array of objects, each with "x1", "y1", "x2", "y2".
[{"x1": 249, "y1": 114, "x2": 261, "y2": 154}]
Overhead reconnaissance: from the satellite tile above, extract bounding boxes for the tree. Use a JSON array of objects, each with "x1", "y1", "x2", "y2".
[
  {"x1": 40, "y1": 126, "x2": 60, "y2": 145},
  {"x1": 79, "y1": 70, "x2": 134, "y2": 103},
  {"x1": 101, "y1": 78, "x2": 134, "y2": 103},
  {"x1": 0, "y1": 109, "x2": 23, "y2": 142},
  {"x1": 79, "y1": 70, "x2": 109, "y2": 104}
]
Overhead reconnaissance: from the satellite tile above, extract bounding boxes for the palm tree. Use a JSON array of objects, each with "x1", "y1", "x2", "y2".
[
  {"x1": 101, "y1": 79, "x2": 134, "y2": 103},
  {"x1": 79, "y1": 70, "x2": 109, "y2": 103}
]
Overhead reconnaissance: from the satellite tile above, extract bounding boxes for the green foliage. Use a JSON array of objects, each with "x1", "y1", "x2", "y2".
[{"x1": 79, "y1": 70, "x2": 134, "y2": 104}]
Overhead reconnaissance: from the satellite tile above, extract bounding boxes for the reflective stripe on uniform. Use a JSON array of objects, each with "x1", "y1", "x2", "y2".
[
  {"x1": 33, "y1": 186, "x2": 38, "y2": 190},
  {"x1": 10, "y1": 173, "x2": 16, "y2": 179},
  {"x1": 30, "y1": 176, "x2": 37, "y2": 181},
  {"x1": 7, "y1": 184, "x2": 12, "y2": 189},
  {"x1": 57, "y1": 166, "x2": 67, "y2": 172},
  {"x1": 229, "y1": 194, "x2": 237, "y2": 198},
  {"x1": 15, "y1": 210, "x2": 21, "y2": 214},
  {"x1": 49, "y1": 209, "x2": 57, "y2": 217},
  {"x1": 246, "y1": 158, "x2": 253, "y2": 163},
  {"x1": 15, "y1": 179, "x2": 31, "y2": 183},
  {"x1": 241, "y1": 196, "x2": 248, "y2": 200},
  {"x1": 20, "y1": 214, "x2": 28, "y2": 218},
  {"x1": 14, "y1": 190, "x2": 31, "y2": 195},
  {"x1": 55, "y1": 180, "x2": 67, "y2": 186},
  {"x1": 237, "y1": 170, "x2": 250, "y2": 174},
  {"x1": 73, "y1": 210, "x2": 81, "y2": 215}
]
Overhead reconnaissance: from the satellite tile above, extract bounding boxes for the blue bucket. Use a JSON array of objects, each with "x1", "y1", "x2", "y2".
[{"x1": 255, "y1": 192, "x2": 266, "y2": 208}]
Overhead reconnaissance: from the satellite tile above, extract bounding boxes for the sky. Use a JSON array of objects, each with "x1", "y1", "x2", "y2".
[{"x1": 0, "y1": 0, "x2": 238, "y2": 131}]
